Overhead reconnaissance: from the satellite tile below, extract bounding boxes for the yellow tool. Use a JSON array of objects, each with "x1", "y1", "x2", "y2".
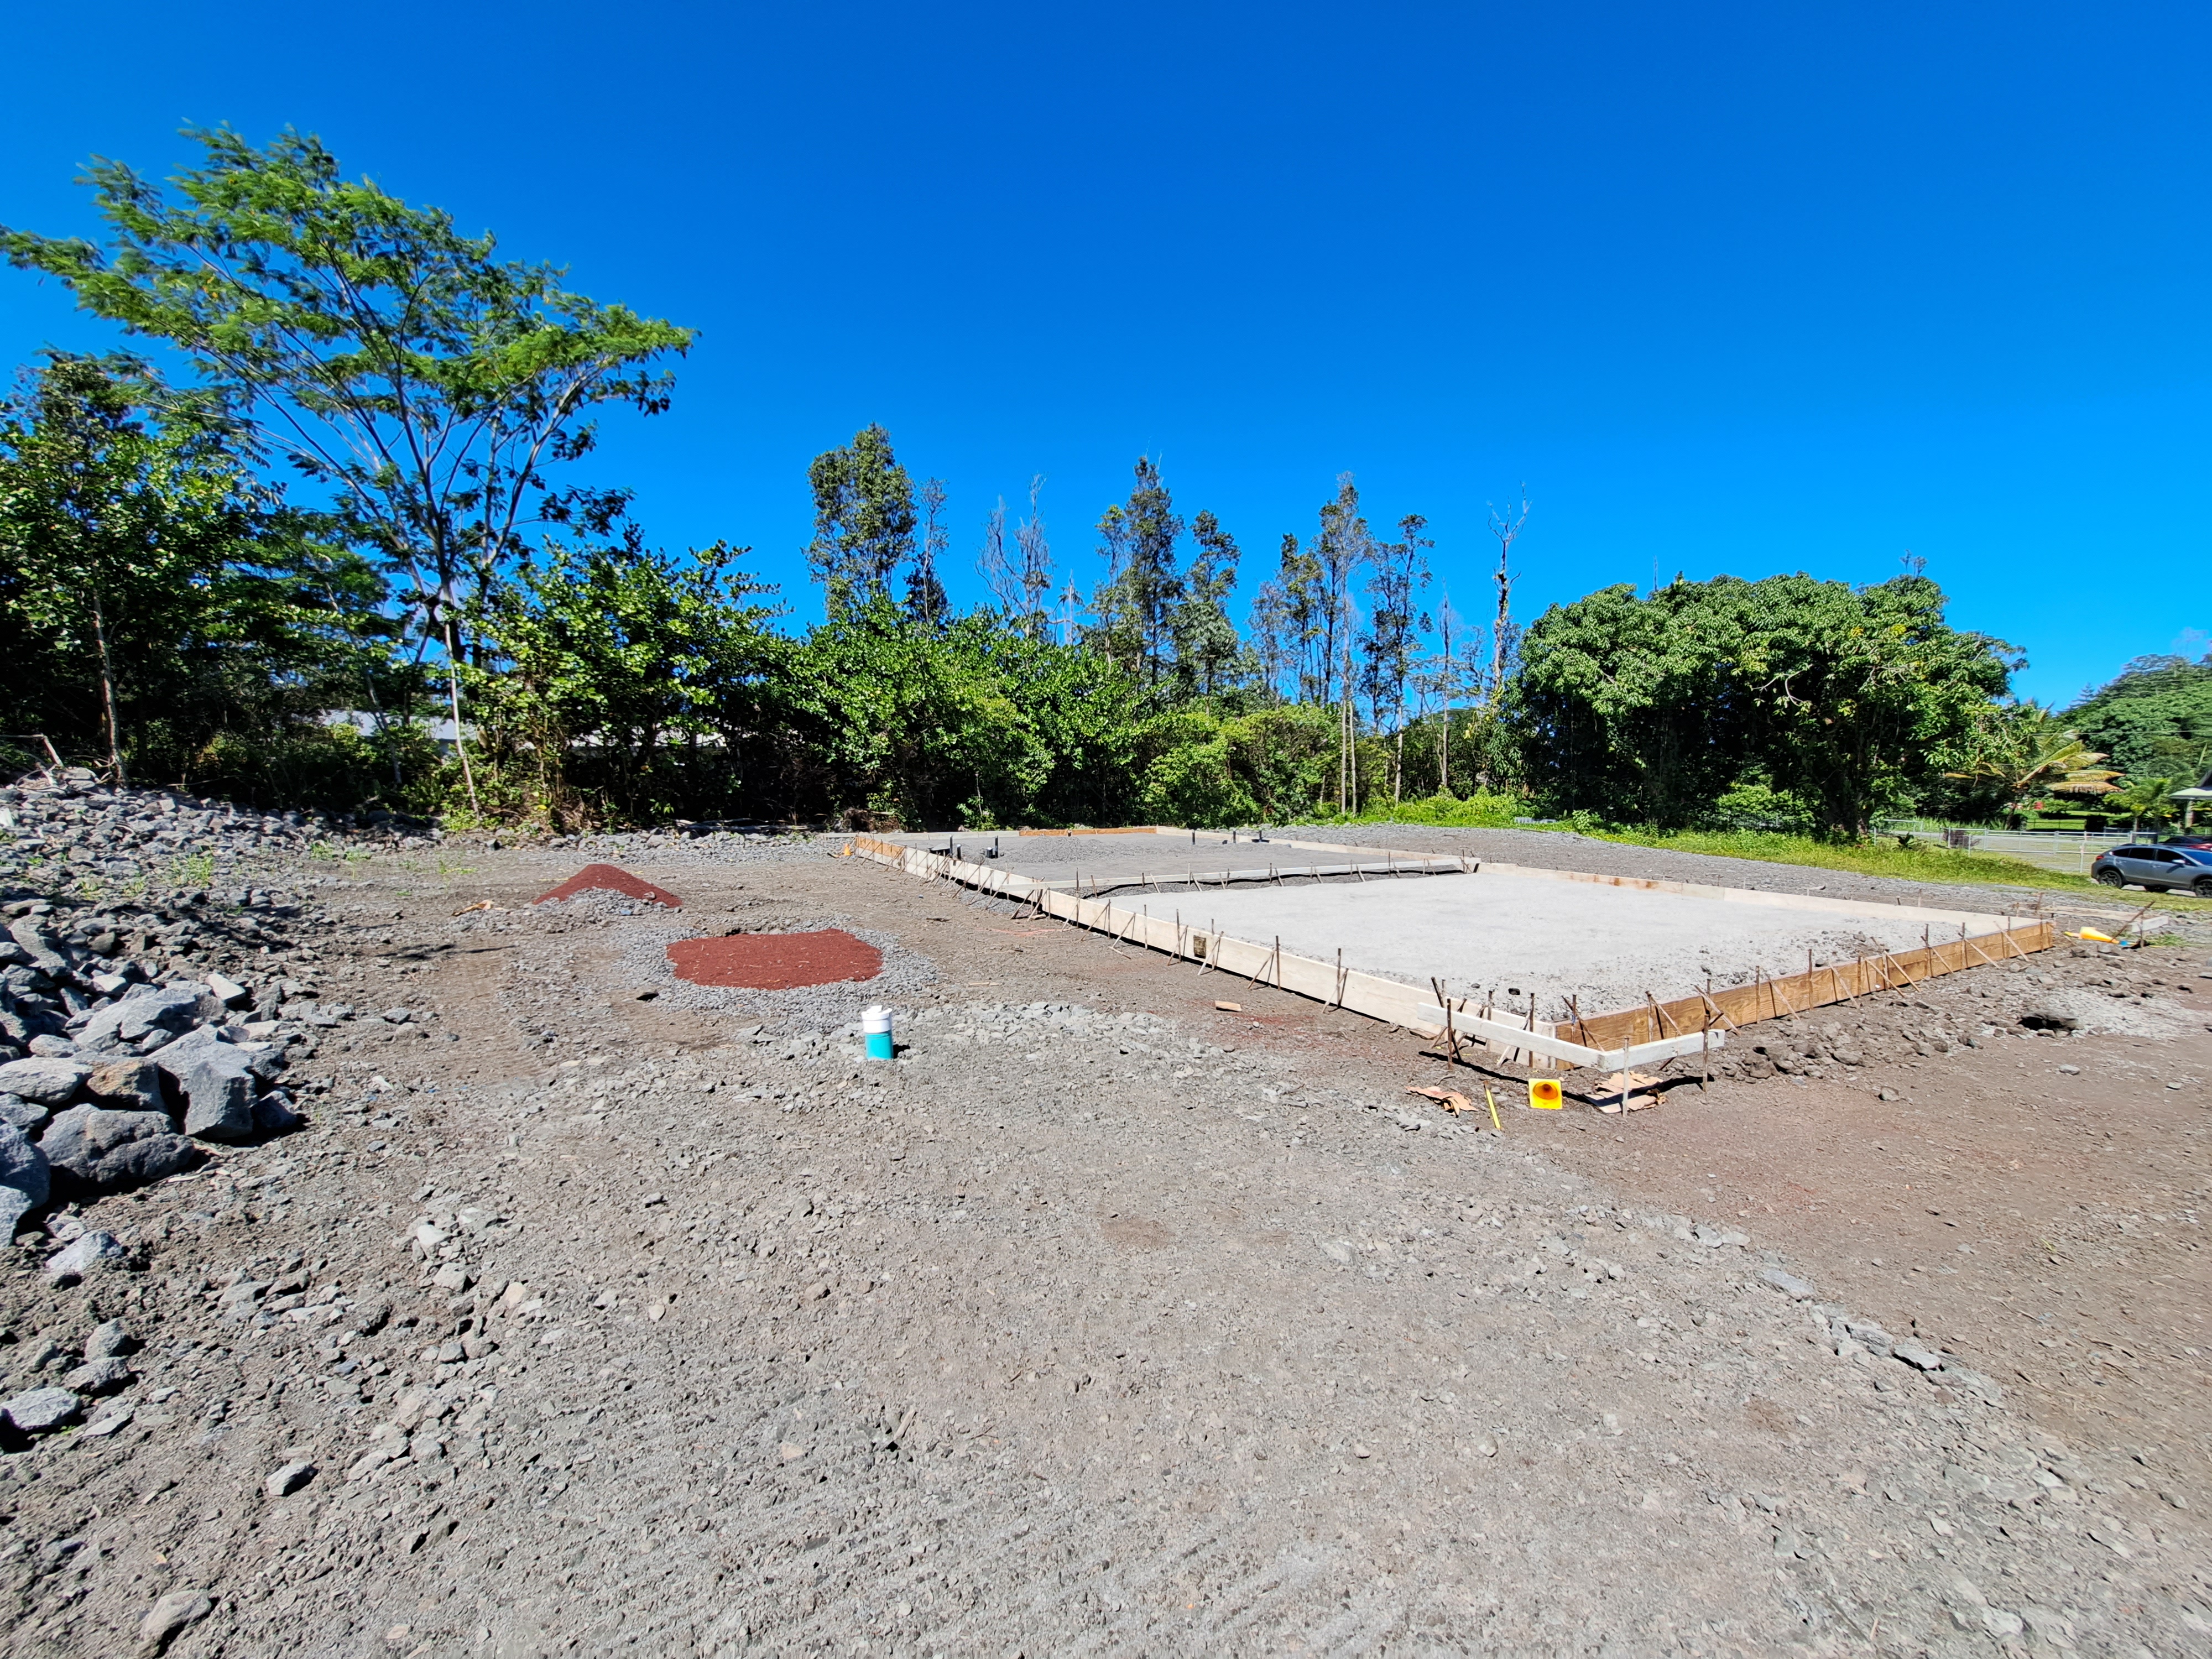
[
  {"x1": 1484, "y1": 1087, "x2": 1502, "y2": 1131},
  {"x1": 1528, "y1": 1077, "x2": 1563, "y2": 1110}
]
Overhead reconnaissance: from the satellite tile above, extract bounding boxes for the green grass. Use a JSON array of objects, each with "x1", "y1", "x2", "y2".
[
  {"x1": 1576, "y1": 826, "x2": 2212, "y2": 910},
  {"x1": 1294, "y1": 799, "x2": 2212, "y2": 911}
]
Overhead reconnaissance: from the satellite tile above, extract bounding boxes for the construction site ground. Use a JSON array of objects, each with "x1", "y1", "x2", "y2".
[{"x1": 6, "y1": 827, "x2": 2211, "y2": 1656}]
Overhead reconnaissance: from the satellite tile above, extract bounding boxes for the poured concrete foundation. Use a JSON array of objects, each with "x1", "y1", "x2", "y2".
[
  {"x1": 859, "y1": 829, "x2": 2051, "y2": 1061},
  {"x1": 1128, "y1": 866, "x2": 1960, "y2": 1020}
]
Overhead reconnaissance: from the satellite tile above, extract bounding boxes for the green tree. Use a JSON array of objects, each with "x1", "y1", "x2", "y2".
[
  {"x1": 1940, "y1": 702, "x2": 2116, "y2": 822},
  {"x1": 1509, "y1": 573, "x2": 2017, "y2": 836},
  {"x1": 1313, "y1": 475, "x2": 1376, "y2": 810},
  {"x1": 786, "y1": 600, "x2": 1145, "y2": 830},
  {"x1": 1169, "y1": 509, "x2": 1243, "y2": 698},
  {"x1": 1092, "y1": 457, "x2": 1185, "y2": 685},
  {"x1": 906, "y1": 476, "x2": 950, "y2": 629},
  {"x1": 3, "y1": 127, "x2": 693, "y2": 809},
  {"x1": 0, "y1": 352, "x2": 389, "y2": 793},
  {"x1": 2106, "y1": 772, "x2": 2182, "y2": 833},
  {"x1": 476, "y1": 533, "x2": 782, "y2": 827},
  {"x1": 806, "y1": 424, "x2": 916, "y2": 615},
  {"x1": 1250, "y1": 531, "x2": 1326, "y2": 703},
  {"x1": 1361, "y1": 512, "x2": 1433, "y2": 801},
  {"x1": 2067, "y1": 655, "x2": 2212, "y2": 782}
]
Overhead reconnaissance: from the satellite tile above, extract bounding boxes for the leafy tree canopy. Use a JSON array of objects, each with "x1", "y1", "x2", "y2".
[
  {"x1": 2, "y1": 125, "x2": 692, "y2": 624},
  {"x1": 2067, "y1": 654, "x2": 2212, "y2": 784},
  {"x1": 1507, "y1": 573, "x2": 2018, "y2": 837}
]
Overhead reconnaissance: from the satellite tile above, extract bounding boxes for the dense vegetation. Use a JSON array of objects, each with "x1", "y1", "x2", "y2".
[{"x1": 0, "y1": 129, "x2": 2194, "y2": 837}]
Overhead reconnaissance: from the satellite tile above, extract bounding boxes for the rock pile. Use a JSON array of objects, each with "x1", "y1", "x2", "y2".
[
  {"x1": 0, "y1": 968, "x2": 307, "y2": 1233},
  {"x1": 0, "y1": 776, "x2": 357, "y2": 889},
  {"x1": 0, "y1": 778, "x2": 350, "y2": 1235}
]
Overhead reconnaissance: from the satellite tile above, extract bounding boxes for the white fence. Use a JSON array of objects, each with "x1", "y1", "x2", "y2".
[{"x1": 1874, "y1": 821, "x2": 2133, "y2": 876}]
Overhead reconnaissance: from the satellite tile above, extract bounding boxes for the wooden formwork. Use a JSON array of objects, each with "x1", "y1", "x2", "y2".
[
  {"x1": 1558, "y1": 920, "x2": 2057, "y2": 1049},
  {"x1": 844, "y1": 834, "x2": 2059, "y2": 1074}
]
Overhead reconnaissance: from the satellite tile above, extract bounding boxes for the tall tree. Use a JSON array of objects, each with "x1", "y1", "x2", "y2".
[
  {"x1": 1361, "y1": 513, "x2": 1433, "y2": 801},
  {"x1": 1014, "y1": 474, "x2": 1054, "y2": 636},
  {"x1": 1418, "y1": 589, "x2": 1483, "y2": 795},
  {"x1": 806, "y1": 424, "x2": 916, "y2": 614},
  {"x1": 1314, "y1": 475, "x2": 1375, "y2": 810},
  {"x1": 1091, "y1": 457, "x2": 1185, "y2": 685},
  {"x1": 3, "y1": 126, "x2": 693, "y2": 811},
  {"x1": 906, "y1": 476, "x2": 950, "y2": 628},
  {"x1": 975, "y1": 474, "x2": 1056, "y2": 638},
  {"x1": 1170, "y1": 510, "x2": 1243, "y2": 697},
  {"x1": 1250, "y1": 531, "x2": 1324, "y2": 703},
  {"x1": 976, "y1": 495, "x2": 1015, "y2": 616},
  {"x1": 1486, "y1": 488, "x2": 1530, "y2": 705},
  {"x1": 0, "y1": 352, "x2": 389, "y2": 789}
]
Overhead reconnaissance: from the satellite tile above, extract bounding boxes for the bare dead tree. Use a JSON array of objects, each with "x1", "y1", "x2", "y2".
[
  {"x1": 977, "y1": 495, "x2": 1015, "y2": 611},
  {"x1": 1487, "y1": 487, "x2": 1530, "y2": 706},
  {"x1": 1016, "y1": 474, "x2": 1054, "y2": 635}
]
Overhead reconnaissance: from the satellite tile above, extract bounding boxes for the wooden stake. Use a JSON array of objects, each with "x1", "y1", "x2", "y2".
[{"x1": 1432, "y1": 976, "x2": 1462, "y2": 1065}]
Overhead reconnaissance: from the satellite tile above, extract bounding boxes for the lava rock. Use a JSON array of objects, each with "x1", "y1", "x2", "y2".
[
  {"x1": 0, "y1": 1119, "x2": 51, "y2": 1235},
  {"x1": 39, "y1": 1105, "x2": 202, "y2": 1192},
  {"x1": 74, "y1": 983, "x2": 219, "y2": 1056},
  {"x1": 62, "y1": 1355, "x2": 134, "y2": 1395},
  {"x1": 85, "y1": 1318, "x2": 138, "y2": 1358},
  {"x1": 0, "y1": 1093, "x2": 47, "y2": 1133},
  {"x1": 135, "y1": 1589, "x2": 211, "y2": 1656},
  {"x1": 46, "y1": 1229, "x2": 128, "y2": 1284},
  {"x1": 1, "y1": 1385, "x2": 81, "y2": 1434},
  {"x1": 2019, "y1": 1006, "x2": 2079, "y2": 1032},
  {"x1": 6, "y1": 920, "x2": 66, "y2": 976},
  {"x1": 85, "y1": 1056, "x2": 168, "y2": 1113},
  {"x1": 264, "y1": 1458, "x2": 316, "y2": 1498},
  {"x1": 253, "y1": 1092, "x2": 305, "y2": 1133},
  {"x1": 152, "y1": 1025, "x2": 272, "y2": 1141},
  {"x1": 0, "y1": 1055, "x2": 89, "y2": 1107}
]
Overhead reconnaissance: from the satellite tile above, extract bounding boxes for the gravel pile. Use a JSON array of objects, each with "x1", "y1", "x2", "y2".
[{"x1": 0, "y1": 776, "x2": 392, "y2": 896}]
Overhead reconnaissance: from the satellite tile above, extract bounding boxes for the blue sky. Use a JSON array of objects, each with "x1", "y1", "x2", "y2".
[{"x1": 3, "y1": 2, "x2": 2206, "y2": 706}]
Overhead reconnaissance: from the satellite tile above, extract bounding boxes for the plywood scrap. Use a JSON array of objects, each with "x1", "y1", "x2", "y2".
[
  {"x1": 1592, "y1": 1068, "x2": 1661, "y2": 1114},
  {"x1": 1407, "y1": 1084, "x2": 1475, "y2": 1114}
]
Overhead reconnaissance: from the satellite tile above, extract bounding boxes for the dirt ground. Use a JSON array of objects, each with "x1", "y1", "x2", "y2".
[{"x1": 5, "y1": 831, "x2": 2211, "y2": 1656}]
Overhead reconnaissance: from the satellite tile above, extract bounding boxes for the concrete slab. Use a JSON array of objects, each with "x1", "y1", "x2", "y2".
[{"x1": 1124, "y1": 864, "x2": 1972, "y2": 1020}]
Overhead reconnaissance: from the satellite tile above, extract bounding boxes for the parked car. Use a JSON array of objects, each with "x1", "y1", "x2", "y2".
[
  {"x1": 2161, "y1": 833, "x2": 2212, "y2": 851},
  {"x1": 2091, "y1": 843, "x2": 2212, "y2": 894}
]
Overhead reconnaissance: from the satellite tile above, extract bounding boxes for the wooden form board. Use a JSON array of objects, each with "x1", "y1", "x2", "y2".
[
  {"x1": 1014, "y1": 826, "x2": 1170, "y2": 837},
  {"x1": 846, "y1": 835, "x2": 1724, "y2": 1071},
  {"x1": 1559, "y1": 919, "x2": 2058, "y2": 1050}
]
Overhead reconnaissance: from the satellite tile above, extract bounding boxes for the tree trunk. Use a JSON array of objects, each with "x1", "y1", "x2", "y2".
[
  {"x1": 443, "y1": 618, "x2": 482, "y2": 816},
  {"x1": 88, "y1": 590, "x2": 125, "y2": 786}
]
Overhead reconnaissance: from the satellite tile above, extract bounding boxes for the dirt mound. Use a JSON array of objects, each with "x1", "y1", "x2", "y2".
[
  {"x1": 667, "y1": 929, "x2": 882, "y2": 988},
  {"x1": 534, "y1": 863, "x2": 682, "y2": 908}
]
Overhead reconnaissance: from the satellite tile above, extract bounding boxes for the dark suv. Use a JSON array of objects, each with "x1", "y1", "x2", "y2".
[{"x1": 2091, "y1": 842, "x2": 2212, "y2": 894}]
